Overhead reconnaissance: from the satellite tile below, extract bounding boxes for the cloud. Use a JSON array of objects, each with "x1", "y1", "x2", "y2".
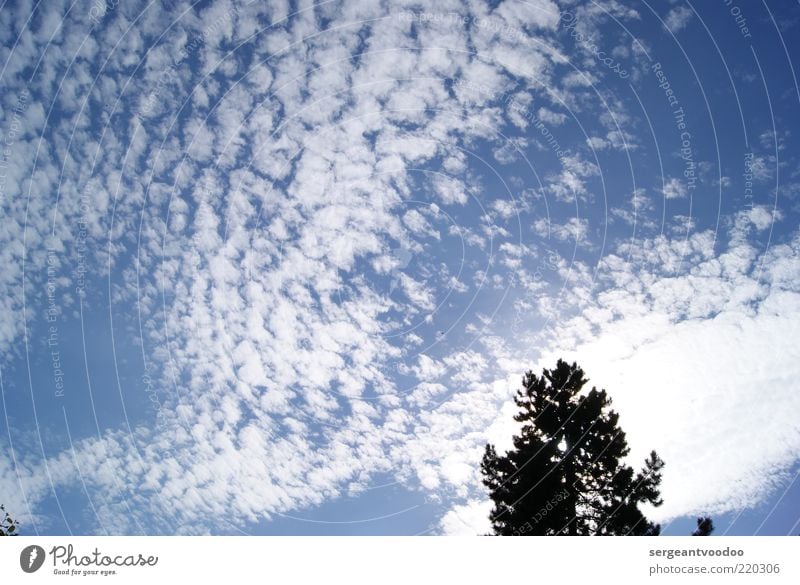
[
  {"x1": 557, "y1": 303, "x2": 800, "y2": 520},
  {"x1": 1, "y1": 0, "x2": 547, "y2": 534},
  {"x1": 0, "y1": 0, "x2": 798, "y2": 539},
  {"x1": 665, "y1": 6, "x2": 694, "y2": 34},
  {"x1": 439, "y1": 499, "x2": 493, "y2": 535},
  {"x1": 662, "y1": 177, "x2": 688, "y2": 199},
  {"x1": 529, "y1": 215, "x2": 800, "y2": 521},
  {"x1": 533, "y1": 217, "x2": 590, "y2": 243},
  {"x1": 426, "y1": 207, "x2": 800, "y2": 531}
]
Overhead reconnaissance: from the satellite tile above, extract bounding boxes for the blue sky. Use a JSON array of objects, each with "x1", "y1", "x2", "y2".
[{"x1": 1, "y1": 0, "x2": 799, "y2": 535}]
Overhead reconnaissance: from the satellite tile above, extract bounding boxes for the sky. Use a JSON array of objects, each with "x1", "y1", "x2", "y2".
[{"x1": 0, "y1": 0, "x2": 799, "y2": 536}]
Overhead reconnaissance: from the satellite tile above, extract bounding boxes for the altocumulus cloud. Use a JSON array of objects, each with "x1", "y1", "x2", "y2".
[{"x1": 0, "y1": 0, "x2": 798, "y2": 535}]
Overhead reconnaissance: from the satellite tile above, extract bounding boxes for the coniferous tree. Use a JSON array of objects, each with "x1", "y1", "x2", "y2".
[
  {"x1": 0, "y1": 504, "x2": 18, "y2": 536},
  {"x1": 481, "y1": 359, "x2": 664, "y2": 535},
  {"x1": 692, "y1": 516, "x2": 714, "y2": 536}
]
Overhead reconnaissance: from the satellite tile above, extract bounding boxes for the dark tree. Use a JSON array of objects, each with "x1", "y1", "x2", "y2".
[
  {"x1": 481, "y1": 359, "x2": 664, "y2": 535},
  {"x1": 0, "y1": 504, "x2": 19, "y2": 536},
  {"x1": 692, "y1": 516, "x2": 714, "y2": 536}
]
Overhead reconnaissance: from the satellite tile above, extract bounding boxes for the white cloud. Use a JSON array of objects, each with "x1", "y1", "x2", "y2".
[
  {"x1": 664, "y1": 6, "x2": 694, "y2": 34},
  {"x1": 432, "y1": 175, "x2": 468, "y2": 206},
  {"x1": 662, "y1": 177, "x2": 687, "y2": 199},
  {"x1": 439, "y1": 499, "x2": 493, "y2": 535},
  {"x1": 537, "y1": 107, "x2": 567, "y2": 125},
  {"x1": 529, "y1": 222, "x2": 800, "y2": 521},
  {"x1": 428, "y1": 212, "x2": 800, "y2": 531},
  {"x1": 0, "y1": 0, "x2": 797, "y2": 539},
  {"x1": 554, "y1": 305, "x2": 800, "y2": 520},
  {"x1": 586, "y1": 136, "x2": 610, "y2": 150},
  {"x1": 533, "y1": 217, "x2": 590, "y2": 243}
]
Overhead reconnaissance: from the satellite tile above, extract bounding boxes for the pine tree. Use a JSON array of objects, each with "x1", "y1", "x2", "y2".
[
  {"x1": 692, "y1": 516, "x2": 714, "y2": 536},
  {"x1": 0, "y1": 504, "x2": 18, "y2": 536},
  {"x1": 481, "y1": 359, "x2": 664, "y2": 535}
]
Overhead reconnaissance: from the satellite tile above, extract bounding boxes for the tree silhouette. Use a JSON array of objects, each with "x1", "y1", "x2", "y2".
[
  {"x1": 481, "y1": 359, "x2": 664, "y2": 535},
  {"x1": 0, "y1": 504, "x2": 19, "y2": 536},
  {"x1": 692, "y1": 516, "x2": 714, "y2": 536}
]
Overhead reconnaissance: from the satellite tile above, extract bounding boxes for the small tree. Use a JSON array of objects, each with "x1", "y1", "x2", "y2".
[
  {"x1": 0, "y1": 504, "x2": 19, "y2": 536},
  {"x1": 692, "y1": 516, "x2": 714, "y2": 536},
  {"x1": 481, "y1": 359, "x2": 664, "y2": 535}
]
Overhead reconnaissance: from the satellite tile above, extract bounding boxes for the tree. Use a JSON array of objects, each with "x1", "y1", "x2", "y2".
[
  {"x1": 0, "y1": 504, "x2": 19, "y2": 536},
  {"x1": 692, "y1": 516, "x2": 714, "y2": 536},
  {"x1": 481, "y1": 359, "x2": 664, "y2": 535}
]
